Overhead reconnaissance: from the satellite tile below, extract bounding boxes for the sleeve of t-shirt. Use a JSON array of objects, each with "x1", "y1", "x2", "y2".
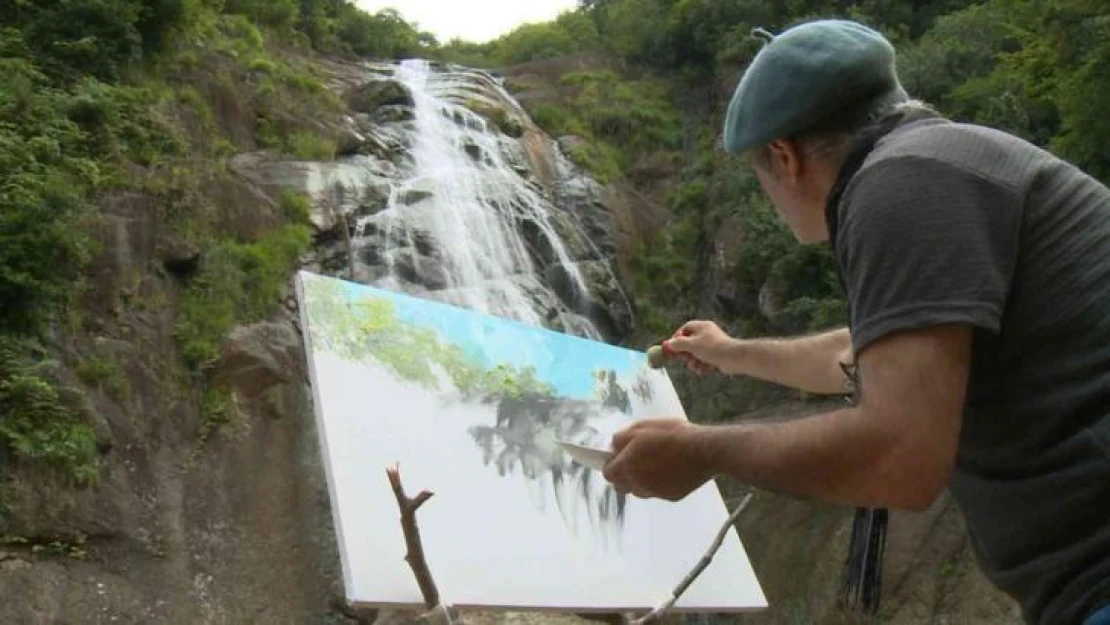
[{"x1": 836, "y1": 155, "x2": 1022, "y2": 355}]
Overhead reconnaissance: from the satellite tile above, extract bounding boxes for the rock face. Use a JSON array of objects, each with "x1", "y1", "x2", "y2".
[{"x1": 0, "y1": 190, "x2": 351, "y2": 624}]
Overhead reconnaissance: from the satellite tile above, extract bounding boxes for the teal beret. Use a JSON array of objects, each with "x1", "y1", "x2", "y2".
[{"x1": 722, "y1": 19, "x2": 908, "y2": 154}]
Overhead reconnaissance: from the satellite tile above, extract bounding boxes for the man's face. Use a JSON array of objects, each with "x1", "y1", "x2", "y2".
[{"x1": 749, "y1": 142, "x2": 833, "y2": 245}]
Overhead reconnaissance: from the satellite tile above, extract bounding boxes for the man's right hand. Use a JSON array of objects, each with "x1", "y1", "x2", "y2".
[{"x1": 662, "y1": 320, "x2": 740, "y2": 375}]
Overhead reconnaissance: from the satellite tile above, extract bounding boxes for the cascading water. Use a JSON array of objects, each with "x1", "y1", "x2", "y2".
[
  {"x1": 351, "y1": 59, "x2": 608, "y2": 341},
  {"x1": 298, "y1": 58, "x2": 639, "y2": 539}
]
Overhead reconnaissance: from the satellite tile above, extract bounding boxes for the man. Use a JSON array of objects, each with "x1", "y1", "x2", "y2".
[{"x1": 600, "y1": 19, "x2": 1110, "y2": 625}]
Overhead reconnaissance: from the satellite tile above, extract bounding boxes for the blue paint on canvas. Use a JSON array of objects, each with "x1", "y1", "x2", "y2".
[{"x1": 324, "y1": 272, "x2": 646, "y2": 400}]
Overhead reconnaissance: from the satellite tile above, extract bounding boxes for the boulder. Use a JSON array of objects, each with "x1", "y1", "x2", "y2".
[
  {"x1": 216, "y1": 322, "x2": 304, "y2": 400},
  {"x1": 462, "y1": 98, "x2": 526, "y2": 138},
  {"x1": 398, "y1": 189, "x2": 433, "y2": 206},
  {"x1": 372, "y1": 105, "x2": 415, "y2": 124},
  {"x1": 346, "y1": 79, "x2": 413, "y2": 114},
  {"x1": 557, "y1": 135, "x2": 589, "y2": 153},
  {"x1": 335, "y1": 118, "x2": 365, "y2": 157},
  {"x1": 544, "y1": 260, "x2": 633, "y2": 341},
  {"x1": 462, "y1": 139, "x2": 482, "y2": 162},
  {"x1": 388, "y1": 248, "x2": 451, "y2": 291}
]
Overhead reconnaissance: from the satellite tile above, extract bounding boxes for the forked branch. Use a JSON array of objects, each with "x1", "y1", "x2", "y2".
[{"x1": 387, "y1": 464, "x2": 441, "y2": 610}]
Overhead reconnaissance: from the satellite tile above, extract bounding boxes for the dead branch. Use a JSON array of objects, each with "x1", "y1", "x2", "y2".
[
  {"x1": 387, "y1": 464, "x2": 441, "y2": 611},
  {"x1": 631, "y1": 493, "x2": 755, "y2": 625}
]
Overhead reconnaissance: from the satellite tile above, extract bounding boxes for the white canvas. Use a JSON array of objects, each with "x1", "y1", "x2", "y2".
[{"x1": 295, "y1": 270, "x2": 767, "y2": 613}]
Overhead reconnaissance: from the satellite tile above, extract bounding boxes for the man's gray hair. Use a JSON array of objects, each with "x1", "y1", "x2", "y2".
[{"x1": 749, "y1": 98, "x2": 937, "y2": 169}]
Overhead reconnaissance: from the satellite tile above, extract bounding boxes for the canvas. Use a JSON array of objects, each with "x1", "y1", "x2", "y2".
[{"x1": 295, "y1": 270, "x2": 768, "y2": 613}]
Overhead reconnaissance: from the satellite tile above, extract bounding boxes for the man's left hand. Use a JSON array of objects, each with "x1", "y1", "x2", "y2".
[{"x1": 601, "y1": 419, "x2": 713, "y2": 501}]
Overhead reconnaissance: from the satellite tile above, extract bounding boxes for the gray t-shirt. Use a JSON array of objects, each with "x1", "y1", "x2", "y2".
[{"x1": 832, "y1": 116, "x2": 1110, "y2": 624}]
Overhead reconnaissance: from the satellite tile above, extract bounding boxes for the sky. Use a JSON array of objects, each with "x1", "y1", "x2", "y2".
[{"x1": 355, "y1": 0, "x2": 579, "y2": 43}]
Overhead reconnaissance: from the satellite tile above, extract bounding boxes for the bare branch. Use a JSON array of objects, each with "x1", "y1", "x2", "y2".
[
  {"x1": 387, "y1": 464, "x2": 441, "y2": 610},
  {"x1": 631, "y1": 493, "x2": 755, "y2": 625}
]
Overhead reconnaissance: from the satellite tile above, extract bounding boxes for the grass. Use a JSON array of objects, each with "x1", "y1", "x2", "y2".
[
  {"x1": 74, "y1": 354, "x2": 129, "y2": 400},
  {"x1": 0, "y1": 337, "x2": 98, "y2": 484}
]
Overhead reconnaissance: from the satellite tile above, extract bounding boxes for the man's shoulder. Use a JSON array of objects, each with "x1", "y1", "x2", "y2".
[{"x1": 859, "y1": 117, "x2": 1053, "y2": 193}]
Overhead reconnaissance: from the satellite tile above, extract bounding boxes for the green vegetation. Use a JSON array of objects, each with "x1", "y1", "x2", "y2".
[
  {"x1": 0, "y1": 337, "x2": 98, "y2": 484},
  {"x1": 525, "y1": 71, "x2": 681, "y2": 183},
  {"x1": 176, "y1": 223, "x2": 310, "y2": 371},
  {"x1": 0, "y1": 0, "x2": 438, "y2": 478},
  {"x1": 74, "y1": 354, "x2": 129, "y2": 400}
]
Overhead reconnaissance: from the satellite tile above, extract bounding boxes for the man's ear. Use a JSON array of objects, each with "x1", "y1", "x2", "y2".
[{"x1": 767, "y1": 139, "x2": 804, "y2": 183}]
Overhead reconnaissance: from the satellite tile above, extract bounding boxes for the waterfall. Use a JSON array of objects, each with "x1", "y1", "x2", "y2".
[
  {"x1": 289, "y1": 58, "x2": 642, "y2": 545},
  {"x1": 333, "y1": 59, "x2": 617, "y2": 341}
]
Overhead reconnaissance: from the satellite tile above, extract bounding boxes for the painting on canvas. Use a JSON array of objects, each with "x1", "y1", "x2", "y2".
[{"x1": 295, "y1": 270, "x2": 767, "y2": 613}]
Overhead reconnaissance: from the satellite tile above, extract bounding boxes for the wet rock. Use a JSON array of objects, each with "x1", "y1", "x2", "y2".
[
  {"x1": 572, "y1": 259, "x2": 634, "y2": 337},
  {"x1": 519, "y1": 218, "x2": 558, "y2": 269},
  {"x1": 461, "y1": 98, "x2": 525, "y2": 138},
  {"x1": 335, "y1": 119, "x2": 365, "y2": 157},
  {"x1": 553, "y1": 173, "x2": 615, "y2": 261},
  {"x1": 499, "y1": 115, "x2": 524, "y2": 138},
  {"x1": 544, "y1": 261, "x2": 633, "y2": 341},
  {"x1": 463, "y1": 139, "x2": 482, "y2": 162},
  {"x1": 372, "y1": 105, "x2": 415, "y2": 124},
  {"x1": 398, "y1": 189, "x2": 433, "y2": 206},
  {"x1": 390, "y1": 248, "x2": 450, "y2": 291},
  {"x1": 541, "y1": 210, "x2": 598, "y2": 263},
  {"x1": 346, "y1": 79, "x2": 413, "y2": 114},
  {"x1": 319, "y1": 245, "x2": 352, "y2": 274},
  {"x1": 412, "y1": 230, "x2": 437, "y2": 257},
  {"x1": 359, "y1": 244, "x2": 383, "y2": 267}
]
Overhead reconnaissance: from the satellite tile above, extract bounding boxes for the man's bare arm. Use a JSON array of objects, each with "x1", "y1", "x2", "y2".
[
  {"x1": 696, "y1": 324, "x2": 970, "y2": 509},
  {"x1": 605, "y1": 324, "x2": 970, "y2": 510},
  {"x1": 725, "y1": 327, "x2": 853, "y2": 395}
]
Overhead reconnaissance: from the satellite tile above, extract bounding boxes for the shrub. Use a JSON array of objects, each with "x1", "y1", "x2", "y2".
[
  {"x1": 176, "y1": 225, "x2": 311, "y2": 371},
  {"x1": 0, "y1": 337, "x2": 98, "y2": 483}
]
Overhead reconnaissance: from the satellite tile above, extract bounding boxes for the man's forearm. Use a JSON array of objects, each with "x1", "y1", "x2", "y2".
[
  {"x1": 717, "y1": 327, "x2": 853, "y2": 395},
  {"x1": 686, "y1": 407, "x2": 941, "y2": 510}
]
